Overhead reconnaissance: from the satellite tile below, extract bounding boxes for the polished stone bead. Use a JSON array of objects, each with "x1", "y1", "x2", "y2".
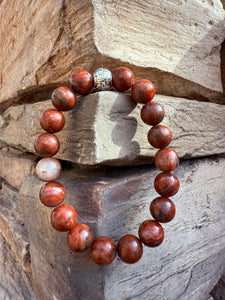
[
  {"x1": 39, "y1": 181, "x2": 66, "y2": 207},
  {"x1": 40, "y1": 109, "x2": 65, "y2": 133},
  {"x1": 67, "y1": 224, "x2": 94, "y2": 253},
  {"x1": 117, "y1": 234, "x2": 143, "y2": 264},
  {"x1": 52, "y1": 86, "x2": 76, "y2": 111},
  {"x1": 154, "y1": 172, "x2": 179, "y2": 197},
  {"x1": 148, "y1": 125, "x2": 172, "y2": 149},
  {"x1": 131, "y1": 79, "x2": 155, "y2": 104},
  {"x1": 70, "y1": 70, "x2": 94, "y2": 95},
  {"x1": 93, "y1": 68, "x2": 112, "y2": 91},
  {"x1": 91, "y1": 236, "x2": 116, "y2": 266},
  {"x1": 112, "y1": 67, "x2": 134, "y2": 92},
  {"x1": 141, "y1": 102, "x2": 165, "y2": 126},
  {"x1": 138, "y1": 220, "x2": 164, "y2": 247},
  {"x1": 154, "y1": 148, "x2": 179, "y2": 172},
  {"x1": 35, "y1": 158, "x2": 62, "y2": 182},
  {"x1": 150, "y1": 197, "x2": 176, "y2": 223},
  {"x1": 51, "y1": 204, "x2": 77, "y2": 232},
  {"x1": 34, "y1": 133, "x2": 60, "y2": 157}
]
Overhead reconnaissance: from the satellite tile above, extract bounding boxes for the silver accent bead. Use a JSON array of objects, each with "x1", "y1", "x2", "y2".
[{"x1": 93, "y1": 68, "x2": 112, "y2": 91}]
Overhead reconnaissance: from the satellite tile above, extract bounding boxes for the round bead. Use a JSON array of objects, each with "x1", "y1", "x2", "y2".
[
  {"x1": 70, "y1": 70, "x2": 94, "y2": 95},
  {"x1": 112, "y1": 67, "x2": 134, "y2": 92},
  {"x1": 39, "y1": 181, "x2": 66, "y2": 207},
  {"x1": 34, "y1": 133, "x2": 60, "y2": 157},
  {"x1": 148, "y1": 125, "x2": 172, "y2": 149},
  {"x1": 150, "y1": 197, "x2": 176, "y2": 223},
  {"x1": 36, "y1": 158, "x2": 62, "y2": 182},
  {"x1": 52, "y1": 87, "x2": 76, "y2": 111},
  {"x1": 51, "y1": 204, "x2": 77, "y2": 232},
  {"x1": 93, "y1": 68, "x2": 112, "y2": 91},
  {"x1": 131, "y1": 79, "x2": 155, "y2": 104},
  {"x1": 40, "y1": 109, "x2": 65, "y2": 133},
  {"x1": 138, "y1": 220, "x2": 164, "y2": 247},
  {"x1": 67, "y1": 224, "x2": 94, "y2": 253},
  {"x1": 91, "y1": 236, "x2": 116, "y2": 266},
  {"x1": 117, "y1": 234, "x2": 143, "y2": 264},
  {"x1": 154, "y1": 148, "x2": 179, "y2": 172},
  {"x1": 141, "y1": 102, "x2": 165, "y2": 126},
  {"x1": 154, "y1": 172, "x2": 180, "y2": 197}
]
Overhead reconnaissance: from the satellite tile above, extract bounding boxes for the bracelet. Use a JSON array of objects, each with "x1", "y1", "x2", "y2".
[{"x1": 34, "y1": 67, "x2": 179, "y2": 265}]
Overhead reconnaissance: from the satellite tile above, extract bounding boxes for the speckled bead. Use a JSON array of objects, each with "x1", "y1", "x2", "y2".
[
  {"x1": 138, "y1": 220, "x2": 164, "y2": 247},
  {"x1": 67, "y1": 224, "x2": 94, "y2": 253},
  {"x1": 112, "y1": 67, "x2": 134, "y2": 92},
  {"x1": 52, "y1": 87, "x2": 76, "y2": 111},
  {"x1": 40, "y1": 109, "x2": 65, "y2": 133},
  {"x1": 148, "y1": 125, "x2": 172, "y2": 149},
  {"x1": 131, "y1": 79, "x2": 155, "y2": 104},
  {"x1": 35, "y1": 157, "x2": 62, "y2": 182},
  {"x1": 70, "y1": 70, "x2": 94, "y2": 95},
  {"x1": 150, "y1": 197, "x2": 176, "y2": 223},
  {"x1": 39, "y1": 181, "x2": 66, "y2": 207},
  {"x1": 51, "y1": 204, "x2": 77, "y2": 232},
  {"x1": 154, "y1": 172, "x2": 180, "y2": 197},
  {"x1": 34, "y1": 133, "x2": 60, "y2": 157},
  {"x1": 91, "y1": 236, "x2": 116, "y2": 266},
  {"x1": 117, "y1": 234, "x2": 143, "y2": 264},
  {"x1": 154, "y1": 148, "x2": 179, "y2": 172},
  {"x1": 141, "y1": 102, "x2": 165, "y2": 126}
]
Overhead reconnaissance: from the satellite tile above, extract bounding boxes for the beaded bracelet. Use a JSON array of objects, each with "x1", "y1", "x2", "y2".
[{"x1": 34, "y1": 67, "x2": 179, "y2": 265}]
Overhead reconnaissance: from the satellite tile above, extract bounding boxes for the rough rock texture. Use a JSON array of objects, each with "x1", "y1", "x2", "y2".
[
  {"x1": 1, "y1": 92, "x2": 225, "y2": 166},
  {"x1": 19, "y1": 156, "x2": 225, "y2": 300},
  {"x1": 0, "y1": 0, "x2": 225, "y2": 107},
  {"x1": 210, "y1": 275, "x2": 225, "y2": 299}
]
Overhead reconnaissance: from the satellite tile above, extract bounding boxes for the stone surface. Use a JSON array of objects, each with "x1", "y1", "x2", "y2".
[
  {"x1": 19, "y1": 155, "x2": 225, "y2": 300},
  {"x1": 0, "y1": 0, "x2": 225, "y2": 107},
  {"x1": 1, "y1": 92, "x2": 225, "y2": 166},
  {"x1": 210, "y1": 275, "x2": 225, "y2": 299}
]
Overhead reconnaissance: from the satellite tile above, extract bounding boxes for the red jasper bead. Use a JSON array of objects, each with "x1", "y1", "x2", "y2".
[
  {"x1": 154, "y1": 172, "x2": 180, "y2": 197},
  {"x1": 91, "y1": 236, "x2": 116, "y2": 266},
  {"x1": 141, "y1": 102, "x2": 165, "y2": 126},
  {"x1": 52, "y1": 87, "x2": 76, "y2": 111},
  {"x1": 117, "y1": 234, "x2": 143, "y2": 264},
  {"x1": 34, "y1": 133, "x2": 60, "y2": 157},
  {"x1": 67, "y1": 224, "x2": 94, "y2": 253},
  {"x1": 70, "y1": 70, "x2": 94, "y2": 95},
  {"x1": 131, "y1": 80, "x2": 155, "y2": 104},
  {"x1": 154, "y1": 148, "x2": 179, "y2": 172},
  {"x1": 138, "y1": 220, "x2": 164, "y2": 247},
  {"x1": 148, "y1": 125, "x2": 172, "y2": 149},
  {"x1": 51, "y1": 204, "x2": 77, "y2": 232},
  {"x1": 39, "y1": 181, "x2": 66, "y2": 207},
  {"x1": 40, "y1": 109, "x2": 65, "y2": 133},
  {"x1": 150, "y1": 197, "x2": 176, "y2": 223},
  {"x1": 112, "y1": 67, "x2": 134, "y2": 92}
]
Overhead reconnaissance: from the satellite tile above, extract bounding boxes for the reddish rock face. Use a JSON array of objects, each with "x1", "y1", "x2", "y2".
[
  {"x1": 34, "y1": 133, "x2": 60, "y2": 157},
  {"x1": 67, "y1": 224, "x2": 94, "y2": 253},
  {"x1": 141, "y1": 101, "x2": 165, "y2": 126},
  {"x1": 40, "y1": 109, "x2": 65, "y2": 133},
  {"x1": 150, "y1": 197, "x2": 176, "y2": 223},
  {"x1": 51, "y1": 87, "x2": 76, "y2": 111},
  {"x1": 138, "y1": 220, "x2": 164, "y2": 247},
  {"x1": 117, "y1": 234, "x2": 143, "y2": 264},
  {"x1": 154, "y1": 148, "x2": 179, "y2": 172},
  {"x1": 154, "y1": 172, "x2": 180, "y2": 197},
  {"x1": 148, "y1": 125, "x2": 172, "y2": 149},
  {"x1": 112, "y1": 67, "x2": 134, "y2": 92},
  {"x1": 39, "y1": 181, "x2": 66, "y2": 207},
  {"x1": 131, "y1": 79, "x2": 155, "y2": 104},
  {"x1": 91, "y1": 236, "x2": 116, "y2": 266},
  {"x1": 70, "y1": 70, "x2": 94, "y2": 95},
  {"x1": 51, "y1": 204, "x2": 77, "y2": 232}
]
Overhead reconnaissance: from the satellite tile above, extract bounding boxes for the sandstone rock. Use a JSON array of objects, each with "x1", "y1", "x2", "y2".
[
  {"x1": 1, "y1": 92, "x2": 225, "y2": 166},
  {"x1": 19, "y1": 155, "x2": 225, "y2": 300},
  {"x1": 0, "y1": 0, "x2": 225, "y2": 107}
]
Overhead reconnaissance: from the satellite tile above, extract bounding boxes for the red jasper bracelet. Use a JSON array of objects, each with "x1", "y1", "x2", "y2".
[{"x1": 34, "y1": 67, "x2": 179, "y2": 265}]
